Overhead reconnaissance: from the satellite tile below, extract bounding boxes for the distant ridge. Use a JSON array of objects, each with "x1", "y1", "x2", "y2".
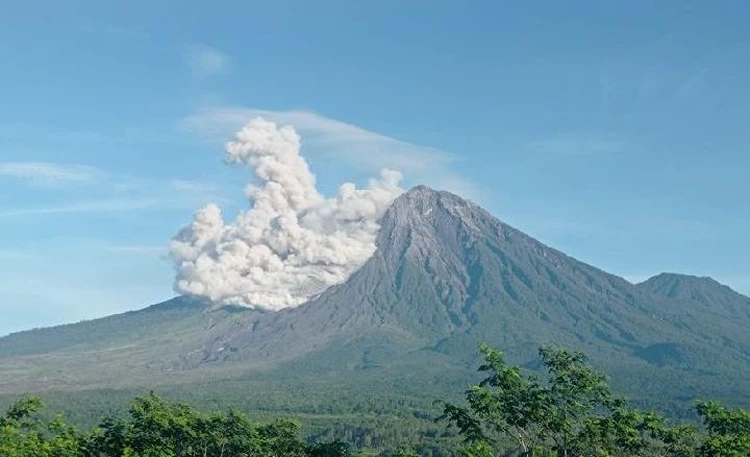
[
  {"x1": 638, "y1": 273, "x2": 750, "y2": 318},
  {"x1": 0, "y1": 296, "x2": 207, "y2": 357}
]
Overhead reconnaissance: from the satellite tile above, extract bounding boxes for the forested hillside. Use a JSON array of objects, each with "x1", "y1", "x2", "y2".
[{"x1": 3, "y1": 344, "x2": 749, "y2": 456}]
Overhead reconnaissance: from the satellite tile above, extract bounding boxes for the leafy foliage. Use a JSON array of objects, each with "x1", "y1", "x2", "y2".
[
  {"x1": 441, "y1": 344, "x2": 750, "y2": 457},
  {"x1": 696, "y1": 401, "x2": 750, "y2": 456},
  {"x1": 0, "y1": 395, "x2": 80, "y2": 457},
  {"x1": 1, "y1": 393, "x2": 351, "y2": 457}
]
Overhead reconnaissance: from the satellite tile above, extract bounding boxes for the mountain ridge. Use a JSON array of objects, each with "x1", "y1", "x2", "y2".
[{"x1": 1, "y1": 186, "x2": 749, "y2": 412}]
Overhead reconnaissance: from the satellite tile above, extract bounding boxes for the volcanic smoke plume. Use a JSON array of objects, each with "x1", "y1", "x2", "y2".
[{"x1": 170, "y1": 118, "x2": 403, "y2": 310}]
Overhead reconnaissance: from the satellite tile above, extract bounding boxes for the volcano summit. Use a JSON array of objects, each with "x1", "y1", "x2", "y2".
[{"x1": 1, "y1": 185, "x2": 750, "y2": 417}]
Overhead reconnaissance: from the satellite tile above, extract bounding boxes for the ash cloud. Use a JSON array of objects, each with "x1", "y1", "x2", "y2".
[{"x1": 170, "y1": 118, "x2": 403, "y2": 310}]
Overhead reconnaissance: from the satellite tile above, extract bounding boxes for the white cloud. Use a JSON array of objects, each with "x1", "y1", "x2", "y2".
[
  {"x1": 0, "y1": 162, "x2": 104, "y2": 185},
  {"x1": 186, "y1": 44, "x2": 231, "y2": 79},
  {"x1": 170, "y1": 117, "x2": 404, "y2": 310},
  {"x1": 180, "y1": 107, "x2": 478, "y2": 198}
]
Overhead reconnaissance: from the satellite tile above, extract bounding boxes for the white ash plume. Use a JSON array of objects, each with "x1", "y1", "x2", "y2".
[{"x1": 170, "y1": 117, "x2": 403, "y2": 310}]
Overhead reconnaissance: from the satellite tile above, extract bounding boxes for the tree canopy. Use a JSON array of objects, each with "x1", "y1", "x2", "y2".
[
  {"x1": 1, "y1": 392, "x2": 351, "y2": 457},
  {"x1": 440, "y1": 344, "x2": 750, "y2": 457}
]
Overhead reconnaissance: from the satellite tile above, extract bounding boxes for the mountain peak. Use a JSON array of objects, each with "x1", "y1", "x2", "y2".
[
  {"x1": 404, "y1": 184, "x2": 436, "y2": 195},
  {"x1": 638, "y1": 272, "x2": 726, "y2": 292},
  {"x1": 644, "y1": 272, "x2": 719, "y2": 284},
  {"x1": 637, "y1": 272, "x2": 750, "y2": 318},
  {"x1": 395, "y1": 185, "x2": 465, "y2": 207},
  {"x1": 386, "y1": 185, "x2": 485, "y2": 230}
]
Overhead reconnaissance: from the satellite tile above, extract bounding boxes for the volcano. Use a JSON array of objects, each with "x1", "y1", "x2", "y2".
[{"x1": 2, "y1": 186, "x2": 750, "y2": 411}]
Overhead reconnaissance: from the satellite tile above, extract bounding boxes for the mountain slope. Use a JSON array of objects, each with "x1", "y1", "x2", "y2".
[
  {"x1": 0, "y1": 297, "x2": 206, "y2": 357},
  {"x1": 1, "y1": 186, "x2": 750, "y2": 411},
  {"x1": 638, "y1": 272, "x2": 750, "y2": 320}
]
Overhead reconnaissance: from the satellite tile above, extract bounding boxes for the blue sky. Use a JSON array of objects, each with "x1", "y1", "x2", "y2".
[{"x1": 1, "y1": 1, "x2": 749, "y2": 335}]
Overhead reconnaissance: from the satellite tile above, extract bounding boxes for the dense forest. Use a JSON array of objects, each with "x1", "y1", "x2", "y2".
[{"x1": 2, "y1": 344, "x2": 749, "y2": 456}]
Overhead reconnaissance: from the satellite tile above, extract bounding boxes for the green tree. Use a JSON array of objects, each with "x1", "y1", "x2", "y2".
[
  {"x1": 439, "y1": 344, "x2": 698, "y2": 456},
  {"x1": 84, "y1": 392, "x2": 321, "y2": 457},
  {"x1": 696, "y1": 401, "x2": 750, "y2": 457},
  {"x1": 308, "y1": 439, "x2": 352, "y2": 457},
  {"x1": 0, "y1": 396, "x2": 81, "y2": 457}
]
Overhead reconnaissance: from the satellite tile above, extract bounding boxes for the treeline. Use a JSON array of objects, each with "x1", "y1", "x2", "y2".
[
  {"x1": 0, "y1": 392, "x2": 380, "y2": 457},
  {"x1": 3, "y1": 344, "x2": 750, "y2": 456}
]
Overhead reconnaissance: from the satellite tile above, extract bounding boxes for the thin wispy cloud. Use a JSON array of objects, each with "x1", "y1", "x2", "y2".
[
  {"x1": 0, "y1": 162, "x2": 105, "y2": 185},
  {"x1": 169, "y1": 179, "x2": 219, "y2": 194},
  {"x1": 180, "y1": 107, "x2": 478, "y2": 198},
  {"x1": 0, "y1": 198, "x2": 176, "y2": 218},
  {"x1": 185, "y1": 45, "x2": 231, "y2": 79},
  {"x1": 0, "y1": 159, "x2": 225, "y2": 219}
]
